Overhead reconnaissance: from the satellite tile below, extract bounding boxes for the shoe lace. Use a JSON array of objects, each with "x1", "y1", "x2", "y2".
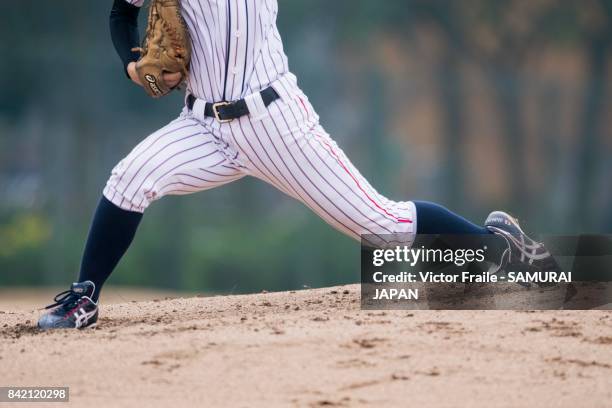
[
  {"x1": 489, "y1": 236, "x2": 512, "y2": 275},
  {"x1": 44, "y1": 289, "x2": 81, "y2": 310},
  {"x1": 488, "y1": 227, "x2": 550, "y2": 262},
  {"x1": 502, "y1": 232, "x2": 551, "y2": 262}
]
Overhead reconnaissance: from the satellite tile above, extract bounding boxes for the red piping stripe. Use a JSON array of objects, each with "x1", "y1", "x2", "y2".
[
  {"x1": 297, "y1": 96, "x2": 310, "y2": 122},
  {"x1": 312, "y1": 131, "x2": 412, "y2": 224}
]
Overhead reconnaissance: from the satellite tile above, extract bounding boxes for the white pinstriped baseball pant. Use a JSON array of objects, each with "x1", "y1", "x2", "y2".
[{"x1": 103, "y1": 75, "x2": 417, "y2": 246}]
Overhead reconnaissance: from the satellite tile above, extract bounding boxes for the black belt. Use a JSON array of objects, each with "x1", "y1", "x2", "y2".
[{"x1": 186, "y1": 87, "x2": 280, "y2": 123}]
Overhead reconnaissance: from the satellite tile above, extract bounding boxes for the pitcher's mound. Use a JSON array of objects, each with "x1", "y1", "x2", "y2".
[{"x1": 1, "y1": 285, "x2": 610, "y2": 407}]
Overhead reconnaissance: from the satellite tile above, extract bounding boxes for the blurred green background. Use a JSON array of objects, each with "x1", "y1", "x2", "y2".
[{"x1": 0, "y1": 0, "x2": 610, "y2": 295}]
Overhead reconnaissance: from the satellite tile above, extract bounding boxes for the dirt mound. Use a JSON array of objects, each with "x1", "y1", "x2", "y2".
[{"x1": 0, "y1": 285, "x2": 610, "y2": 407}]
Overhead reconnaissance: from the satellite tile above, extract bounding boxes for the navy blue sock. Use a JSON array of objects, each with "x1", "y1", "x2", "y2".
[
  {"x1": 413, "y1": 201, "x2": 507, "y2": 264},
  {"x1": 414, "y1": 201, "x2": 490, "y2": 235},
  {"x1": 78, "y1": 197, "x2": 143, "y2": 301}
]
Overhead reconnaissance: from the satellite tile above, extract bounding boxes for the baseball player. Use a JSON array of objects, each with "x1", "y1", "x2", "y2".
[{"x1": 38, "y1": 0, "x2": 558, "y2": 329}]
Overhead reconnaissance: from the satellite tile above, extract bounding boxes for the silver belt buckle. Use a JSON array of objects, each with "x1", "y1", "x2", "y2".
[{"x1": 212, "y1": 102, "x2": 233, "y2": 123}]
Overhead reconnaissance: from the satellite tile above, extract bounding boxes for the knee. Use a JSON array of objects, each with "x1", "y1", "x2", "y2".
[{"x1": 102, "y1": 158, "x2": 160, "y2": 213}]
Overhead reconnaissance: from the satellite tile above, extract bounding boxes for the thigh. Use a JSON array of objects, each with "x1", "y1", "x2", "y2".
[
  {"x1": 302, "y1": 125, "x2": 416, "y2": 242},
  {"x1": 104, "y1": 113, "x2": 245, "y2": 212},
  {"x1": 233, "y1": 92, "x2": 416, "y2": 245}
]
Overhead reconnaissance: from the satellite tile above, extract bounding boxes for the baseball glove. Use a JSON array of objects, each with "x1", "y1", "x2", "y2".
[{"x1": 132, "y1": 0, "x2": 191, "y2": 98}]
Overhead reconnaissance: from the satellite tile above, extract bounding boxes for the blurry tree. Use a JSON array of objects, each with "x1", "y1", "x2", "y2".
[
  {"x1": 573, "y1": 0, "x2": 612, "y2": 230},
  {"x1": 458, "y1": 1, "x2": 560, "y2": 217}
]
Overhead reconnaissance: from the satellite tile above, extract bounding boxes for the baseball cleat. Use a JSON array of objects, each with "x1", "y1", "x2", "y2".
[
  {"x1": 38, "y1": 281, "x2": 98, "y2": 330},
  {"x1": 485, "y1": 211, "x2": 560, "y2": 281}
]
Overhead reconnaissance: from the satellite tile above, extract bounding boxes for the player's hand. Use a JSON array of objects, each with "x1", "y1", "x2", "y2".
[
  {"x1": 162, "y1": 72, "x2": 183, "y2": 88},
  {"x1": 127, "y1": 62, "x2": 142, "y2": 86},
  {"x1": 127, "y1": 62, "x2": 183, "y2": 89}
]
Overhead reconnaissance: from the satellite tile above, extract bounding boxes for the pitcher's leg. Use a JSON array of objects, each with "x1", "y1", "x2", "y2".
[
  {"x1": 39, "y1": 112, "x2": 247, "y2": 329},
  {"x1": 87, "y1": 115, "x2": 244, "y2": 299},
  {"x1": 297, "y1": 124, "x2": 417, "y2": 246},
  {"x1": 249, "y1": 90, "x2": 518, "y2": 263},
  {"x1": 78, "y1": 197, "x2": 143, "y2": 301},
  {"x1": 231, "y1": 93, "x2": 416, "y2": 247},
  {"x1": 234, "y1": 87, "x2": 510, "y2": 250}
]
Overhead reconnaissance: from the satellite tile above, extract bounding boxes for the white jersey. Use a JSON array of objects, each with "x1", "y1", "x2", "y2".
[
  {"x1": 127, "y1": 0, "x2": 288, "y2": 102},
  {"x1": 111, "y1": 0, "x2": 417, "y2": 248}
]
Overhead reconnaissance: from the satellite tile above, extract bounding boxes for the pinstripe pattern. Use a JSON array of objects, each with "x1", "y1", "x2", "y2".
[
  {"x1": 125, "y1": 0, "x2": 288, "y2": 102},
  {"x1": 115, "y1": 0, "x2": 416, "y2": 245},
  {"x1": 104, "y1": 111, "x2": 245, "y2": 212}
]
